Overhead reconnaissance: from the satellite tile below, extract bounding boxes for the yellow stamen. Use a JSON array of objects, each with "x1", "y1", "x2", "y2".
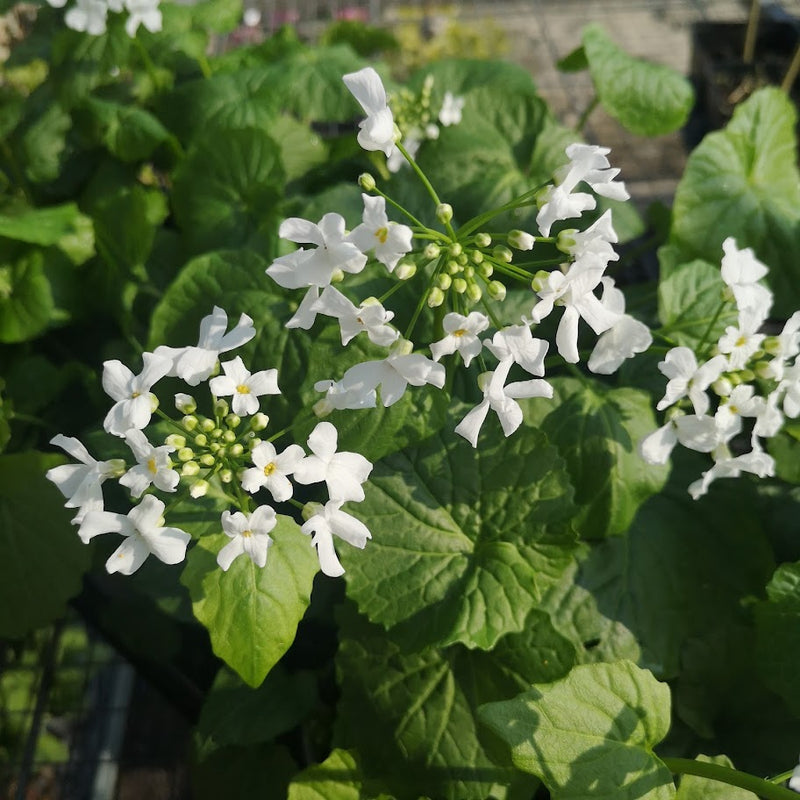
[
  {"x1": 242, "y1": 529, "x2": 253, "y2": 538},
  {"x1": 263, "y1": 462, "x2": 276, "y2": 476},
  {"x1": 375, "y1": 226, "x2": 389, "y2": 244},
  {"x1": 147, "y1": 457, "x2": 157, "y2": 474},
  {"x1": 453, "y1": 328, "x2": 467, "y2": 337},
  {"x1": 236, "y1": 384, "x2": 250, "y2": 394}
]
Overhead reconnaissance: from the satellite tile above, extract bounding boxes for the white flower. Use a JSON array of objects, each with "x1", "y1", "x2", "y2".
[
  {"x1": 387, "y1": 133, "x2": 420, "y2": 172},
  {"x1": 714, "y1": 384, "x2": 764, "y2": 441},
  {"x1": 312, "y1": 286, "x2": 399, "y2": 347},
  {"x1": 779, "y1": 358, "x2": 800, "y2": 417},
  {"x1": 217, "y1": 506, "x2": 276, "y2": 571},
  {"x1": 430, "y1": 312, "x2": 490, "y2": 366},
  {"x1": 124, "y1": 0, "x2": 161, "y2": 35},
  {"x1": 720, "y1": 237, "x2": 772, "y2": 331},
  {"x1": 293, "y1": 421, "x2": 373, "y2": 502},
  {"x1": 762, "y1": 312, "x2": 800, "y2": 380},
  {"x1": 153, "y1": 306, "x2": 256, "y2": 387},
  {"x1": 717, "y1": 324, "x2": 766, "y2": 371},
  {"x1": 313, "y1": 378, "x2": 377, "y2": 415},
  {"x1": 343, "y1": 67, "x2": 396, "y2": 157},
  {"x1": 455, "y1": 358, "x2": 553, "y2": 447},
  {"x1": 587, "y1": 278, "x2": 652, "y2": 375},
  {"x1": 347, "y1": 194, "x2": 413, "y2": 272},
  {"x1": 301, "y1": 500, "x2": 371, "y2": 577},
  {"x1": 64, "y1": 0, "x2": 109, "y2": 34},
  {"x1": 639, "y1": 414, "x2": 722, "y2": 465},
  {"x1": 688, "y1": 445, "x2": 775, "y2": 500},
  {"x1": 530, "y1": 261, "x2": 620, "y2": 363},
  {"x1": 102, "y1": 352, "x2": 172, "y2": 437},
  {"x1": 560, "y1": 210, "x2": 619, "y2": 264},
  {"x1": 240, "y1": 441, "x2": 305, "y2": 502},
  {"x1": 46, "y1": 435, "x2": 123, "y2": 523},
  {"x1": 535, "y1": 184, "x2": 596, "y2": 238},
  {"x1": 656, "y1": 348, "x2": 728, "y2": 416},
  {"x1": 484, "y1": 324, "x2": 548, "y2": 377},
  {"x1": 209, "y1": 356, "x2": 280, "y2": 416},
  {"x1": 119, "y1": 429, "x2": 178, "y2": 498},
  {"x1": 78, "y1": 495, "x2": 191, "y2": 575},
  {"x1": 439, "y1": 91, "x2": 465, "y2": 126}
]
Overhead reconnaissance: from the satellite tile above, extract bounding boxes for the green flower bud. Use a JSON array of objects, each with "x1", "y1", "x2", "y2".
[
  {"x1": 463, "y1": 265, "x2": 475, "y2": 279},
  {"x1": 219, "y1": 469, "x2": 233, "y2": 484},
  {"x1": 211, "y1": 427, "x2": 224, "y2": 439},
  {"x1": 762, "y1": 336, "x2": 782, "y2": 356},
  {"x1": 209, "y1": 442, "x2": 221, "y2": 453},
  {"x1": 427, "y1": 287, "x2": 445, "y2": 307},
  {"x1": 182, "y1": 414, "x2": 198, "y2": 431},
  {"x1": 174, "y1": 393, "x2": 197, "y2": 414},
  {"x1": 712, "y1": 376, "x2": 733, "y2": 397},
  {"x1": 190, "y1": 480, "x2": 209, "y2": 499},
  {"x1": 452, "y1": 277, "x2": 467, "y2": 294},
  {"x1": 108, "y1": 459, "x2": 127, "y2": 478},
  {"x1": 466, "y1": 282, "x2": 482, "y2": 302},
  {"x1": 251, "y1": 412, "x2": 269, "y2": 431},
  {"x1": 225, "y1": 413, "x2": 241, "y2": 429},
  {"x1": 436, "y1": 203, "x2": 453, "y2": 224},
  {"x1": 754, "y1": 360, "x2": 773, "y2": 380},
  {"x1": 448, "y1": 242, "x2": 462, "y2": 257},
  {"x1": 390, "y1": 338, "x2": 414, "y2": 356},
  {"x1": 508, "y1": 229, "x2": 535, "y2": 251},
  {"x1": 181, "y1": 460, "x2": 200, "y2": 477},
  {"x1": 492, "y1": 245, "x2": 513, "y2": 263},
  {"x1": 302, "y1": 501, "x2": 324, "y2": 522},
  {"x1": 470, "y1": 249, "x2": 484, "y2": 265},
  {"x1": 478, "y1": 262, "x2": 493, "y2": 278},
  {"x1": 222, "y1": 430, "x2": 236, "y2": 443},
  {"x1": 739, "y1": 369, "x2": 756, "y2": 383},
  {"x1": 530, "y1": 270, "x2": 551, "y2": 293},
  {"x1": 457, "y1": 253, "x2": 469, "y2": 266},
  {"x1": 721, "y1": 285, "x2": 735, "y2": 303},
  {"x1": 447, "y1": 260, "x2": 461, "y2": 275},
  {"x1": 555, "y1": 229, "x2": 578, "y2": 253},
  {"x1": 423, "y1": 243, "x2": 440, "y2": 260},
  {"x1": 200, "y1": 418, "x2": 215, "y2": 433},
  {"x1": 437, "y1": 273, "x2": 452, "y2": 291},
  {"x1": 200, "y1": 453, "x2": 215, "y2": 466},
  {"x1": 166, "y1": 434, "x2": 186, "y2": 450},
  {"x1": 487, "y1": 280, "x2": 507, "y2": 301},
  {"x1": 177, "y1": 447, "x2": 195, "y2": 462},
  {"x1": 194, "y1": 433, "x2": 208, "y2": 447},
  {"x1": 474, "y1": 232, "x2": 491, "y2": 248},
  {"x1": 395, "y1": 261, "x2": 417, "y2": 280},
  {"x1": 665, "y1": 406, "x2": 685, "y2": 422},
  {"x1": 148, "y1": 393, "x2": 159, "y2": 413},
  {"x1": 213, "y1": 398, "x2": 229, "y2": 418},
  {"x1": 331, "y1": 268, "x2": 345, "y2": 284},
  {"x1": 229, "y1": 443, "x2": 244, "y2": 457},
  {"x1": 358, "y1": 172, "x2": 376, "y2": 191}
]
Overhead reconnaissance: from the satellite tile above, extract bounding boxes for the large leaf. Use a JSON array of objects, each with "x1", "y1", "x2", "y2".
[
  {"x1": 582, "y1": 24, "x2": 694, "y2": 136},
  {"x1": 180, "y1": 514, "x2": 318, "y2": 687},
  {"x1": 335, "y1": 608, "x2": 572, "y2": 800},
  {"x1": 171, "y1": 126, "x2": 284, "y2": 253},
  {"x1": 675, "y1": 755, "x2": 758, "y2": 800},
  {"x1": 479, "y1": 661, "x2": 675, "y2": 800},
  {"x1": 341, "y1": 424, "x2": 577, "y2": 651},
  {"x1": 669, "y1": 88, "x2": 800, "y2": 317},
  {"x1": 528, "y1": 379, "x2": 669, "y2": 539},
  {"x1": 0, "y1": 203, "x2": 90, "y2": 248},
  {"x1": 0, "y1": 452, "x2": 91, "y2": 638},
  {"x1": 288, "y1": 749, "x2": 363, "y2": 800},
  {"x1": 0, "y1": 248, "x2": 55, "y2": 343}
]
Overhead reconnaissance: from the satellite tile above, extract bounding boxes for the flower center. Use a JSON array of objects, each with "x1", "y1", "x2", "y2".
[
  {"x1": 453, "y1": 328, "x2": 467, "y2": 337},
  {"x1": 263, "y1": 462, "x2": 276, "y2": 476},
  {"x1": 736, "y1": 336, "x2": 748, "y2": 348},
  {"x1": 242, "y1": 529, "x2": 253, "y2": 538},
  {"x1": 147, "y1": 457, "x2": 157, "y2": 475},
  {"x1": 236, "y1": 384, "x2": 250, "y2": 394},
  {"x1": 375, "y1": 226, "x2": 389, "y2": 244},
  {"x1": 131, "y1": 391, "x2": 140, "y2": 398}
]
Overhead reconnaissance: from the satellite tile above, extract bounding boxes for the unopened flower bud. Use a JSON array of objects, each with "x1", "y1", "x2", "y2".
[
  {"x1": 229, "y1": 443, "x2": 244, "y2": 457},
  {"x1": 487, "y1": 280, "x2": 506, "y2": 301},
  {"x1": 423, "y1": 243, "x2": 441, "y2": 260},
  {"x1": 164, "y1": 435, "x2": 184, "y2": 451},
  {"x1": 478, "y1": 262, "x2": 493, "y2": 278},
  {"x1": 200, "y1": 453, "x2": 215, "y2": 466},
  {"x1": 390, "y1": 338, "x2": 414, "y2": 356},
  {"x1": 225, "y1": 413, "x2": 241, "y2": 429},
  {"x1": 395, "y1": 261, "x2": 417, "y2": 280},
  {"x1": 213, "y1": 398, "x2": 229, "y2": 418},
  {"x1": 739, "y1": 369, "x2": 755, "y2": 383},
  {"x1": 177, "y1": 446, "x2": 195, "y2": 462},
  {"x1": 762, "y1": 336, "x2": 781, "y2": 356},
  {"x1": 721, "y1": 285, "x2": 735, "y2": 303},
  {"x1": 493, "y1": 245, "x2": 513, "y2": 263},
  {"x1": 530, "y1": 270, "x2": 551, "y2": 293},
  {"x1": 665, "y1": 406, "x2": 685, "y2": 422},
  {"x1": 175, "y1": 393, "x2": 197, "y2": 414},
  {"x1": 209, "y1": 442, "x2": 221, "y2": 453},
  {"x1": 219, "y1": 468, "x2": 233, "y2": 484},
  {"x1": 509, "y1": 230, "x2": 535, "y2": 251},
  {"x1": 447, "y1": 260, "x2": 461, "y2": 275},
  {"x1": 249, "y1": 437, "x2": 262, "y2": 449},
  {"x1": 222, "y1": 430, "x2": 236, "y2": 443},
  {"x1": 474, "y1": 232, "x2": 491, "y2": 248},
  {"x1": 211, "y1": 427, "x2": 223, "y2": 439},
  {"x1": 452, "y1": 277, "x2": 467, "y2": 294},
  {"x1": 754, "y1": 360, "x2": 774, "y2": 379},
  {"x1": 712, "y1": 377, "x2": 733, "y2": 397},
  {"x1": 108, "y1": 459, "x2": 126, "y2": 478},
  {"x1": 181, "y1": 460, "x2": 200, "y2": 477},
  {"x1": 190, "y1": 480, "x2": 209, "y2": 498},
  {"x1": 194, "y1": 433, "x2": 208, "y2": 447},
  {"x1": 302, "y1": 501, "x2": 324, "y2": 522},
  {"x1": 463, "y1": 265, "x2": 475, "y2": 279},
  {"x1": 200, "y1": 418, "x2": 215, "y2": 433},
  {"x1": 729, "y1": 372, "x2": 743, "y2": 386},
  {"x1": 470, "y1": 249, "x2": 484, "y2": 265},
  {"x1": 148, "y1": 393, "x2": 159, "y2": 413},
  {"x1": 331, "y1": 268, "x2": 345, "y2": 284},
  {"x1": 437, "y1": 273, "x2": 452, "y2": 291},
  {"x1": 466, "y1": 282, "x2": 482, "y2": 302},
  {"x1": 448, "y1": 242, "x2": 462, "y2": 257},
  {"x1": 358, "y1": 172, "x2": 376, "y2": 191},
  {"x1": 436, "y1": 203, "x2": 453, "y2": 224},
  {"x1": 251, "y1": 412, "x2": 269, "y2": 431},
  {"x1": 556, "y1": 229, "x2": 578, "y2": 253},
  {"x1": 182, "y1": 414, "x2": 198, "y2": 431},
  {"x1": 427, "y1": 287, "x2": 445, "y2": 307}
]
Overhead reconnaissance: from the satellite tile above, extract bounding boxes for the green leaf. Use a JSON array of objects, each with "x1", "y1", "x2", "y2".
[
  {"x1": 0, "y1": 452, "x2": 91, "y2": 638},
  {"x1": 190, "y1": 0, "x2": 243, "y2": 34},
  {"x1": 342, "y1": 425, "x2": 577, "y2": 651},
  {"x1": 657, "y1": 249, "x2": 738, "y2": 348},
  {"x1": 754, "y1": 561, "x2": 800, "y2": 716},
  {"x1": 669, "y1": 87, "x2": 800, "y2": 317},
  {"x1": 171, "y1": 126, "x2": 284, "y2": 253},
  {"x1": 582, "y1": 24, "x2": 694, "y2": 136},
  {"x1": 19, "y1": 100, "x2": 71, "y2": 184},
  {"x1": 557, "y1": 45, "x2": 588, "y2": 72},
  {"x1": 335, "y1": 608, "x2": 571, "y2": 799},
  {"x1": 0, "y1": 203, "x2": 89, "y2": 248},
  {"x1": 195, "y1": 665, "x2": 318, "y2": 758},
  {"x1": 529, "y1": 380, "x2": 669, "y2": 539},
  {"x1": 180, "y1": 515, "x2": 318, "y2": 687},
  {"x1": 265, "y1": 114, "x2": 329, "y2": 182},
  {"x1": 479, "y1": 661, "x2": 675, "y2": 800},
  {"x1": 0, "y1": 248, "x2": 55, "y2": 343},
  {"x1": 288, "y1": 749, "x2": 363, "y2": 800},
  {"x1": 675, "y1": 754, "x2": 758, "y2": 800},
  {"x1": 81, "y1": 98, "x2": 173, "y2": 162}
]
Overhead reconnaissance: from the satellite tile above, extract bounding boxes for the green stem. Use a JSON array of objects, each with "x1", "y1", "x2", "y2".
[
  {"x1": 372, "y1": 186, "x2": 428, "y2": 230},
  {"x1": 404, "y1": 256, "x2": 445, "y2": 340},
  {"x1": 396, "y1": 141, "x2": 456, "y2": 239},
  {"x1": 576, "y1": 95, "x2": 599, "y2": 133},
  {"x1": 695, "y1": 299, "x2": 727, "y2": 358},
  {"x1": 663, "y1": 757, "x2": 798, "y2": 800},
  {"x1": 133, "y1": 37, "x2": 162, "y2": 92},
  {"x1": 456, "y1": 188, "x2": 543, "y2": 239}
]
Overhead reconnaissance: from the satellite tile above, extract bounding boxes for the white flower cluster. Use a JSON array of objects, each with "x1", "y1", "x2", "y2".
[
  {"x1": 46, "y1": 0, "x2": 161, "y2": 37},
  {"x1": 265, "y1": 67, "x2": 652, "y2": 449},
  {"x1": 46, "y1": 307, "x2": 373, "y2": 578},
  {"x1": 640, "y1": 238, "x2": 800, "y2": 498}
]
